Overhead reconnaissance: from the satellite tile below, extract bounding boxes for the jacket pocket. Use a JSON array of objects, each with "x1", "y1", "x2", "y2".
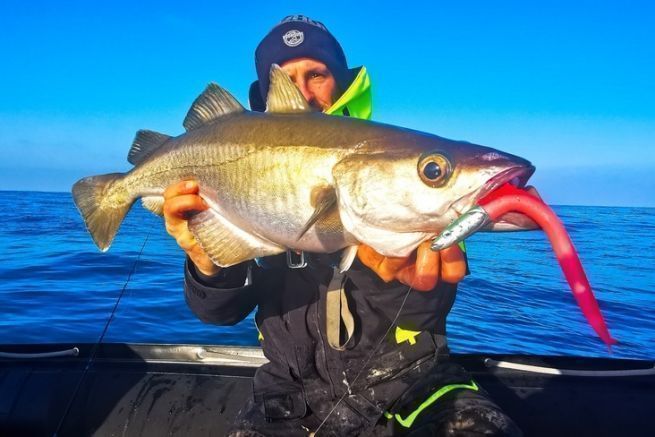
[{"x1": 263, "y1": 390, "x2": 307, "y2": 421}]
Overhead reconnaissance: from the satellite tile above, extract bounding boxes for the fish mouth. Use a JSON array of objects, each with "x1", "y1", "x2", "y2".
[
  {"x1": 474, "y1": 165, "x2": 535, "y2": 204},
  {"x1": 451, "y1": 165, "x2": 538, "y2": 230},
  {"x1": 479, "y1": 165, "x2": 540, "y2": 230}
]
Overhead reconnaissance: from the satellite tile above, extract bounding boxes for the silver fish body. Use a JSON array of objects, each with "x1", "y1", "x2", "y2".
[{"x1": 73, "y1": 67, "x2": 534, "y2": 267}]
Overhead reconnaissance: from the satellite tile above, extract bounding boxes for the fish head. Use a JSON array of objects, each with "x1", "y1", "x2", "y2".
[
  {"x1": 332, "y1": 131, "x2": 535, "y2": 256},
  {"x1": 446, "y1": 142, "x2": 535, "y2": 215}
]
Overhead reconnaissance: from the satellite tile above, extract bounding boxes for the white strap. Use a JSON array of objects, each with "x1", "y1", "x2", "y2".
[{"x1": 326, "y1": 267, "x2": 355, "y2": 351}]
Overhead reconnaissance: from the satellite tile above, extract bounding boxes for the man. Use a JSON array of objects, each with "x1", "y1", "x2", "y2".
[{"x1": 164, "y1": 15, "x2": 521, "y2": 436}]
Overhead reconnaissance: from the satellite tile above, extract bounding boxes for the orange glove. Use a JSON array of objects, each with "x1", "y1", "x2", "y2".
[{"x1": 357, "y1": 242, "x2": 466, "y2": 291}]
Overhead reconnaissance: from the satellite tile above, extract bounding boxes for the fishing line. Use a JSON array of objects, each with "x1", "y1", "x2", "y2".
[
  {"x1": 312, "y1": 283, "x2": 414, "y2": 436},
  {"x1": 52, "y1": 231, "x2": 151, "y2": 437}
]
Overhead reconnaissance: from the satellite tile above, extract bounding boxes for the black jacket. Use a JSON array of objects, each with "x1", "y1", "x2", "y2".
[{"x1": 184, "y1": 252, "x2": 459, "y2": 424}]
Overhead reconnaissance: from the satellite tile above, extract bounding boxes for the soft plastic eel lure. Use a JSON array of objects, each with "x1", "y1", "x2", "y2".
[{"x1": 432, "y1": 183, "x2": 617, "y2": 347}]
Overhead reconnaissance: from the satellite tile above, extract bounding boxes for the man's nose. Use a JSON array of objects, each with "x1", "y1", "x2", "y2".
[{"x1": 294, "y1": 80, "x2": 314, "y2": 103}]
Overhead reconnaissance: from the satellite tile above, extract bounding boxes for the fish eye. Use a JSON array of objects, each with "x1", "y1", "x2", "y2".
[{"x1": 418, "y1": 154, "x2": 451, "y2": 187}]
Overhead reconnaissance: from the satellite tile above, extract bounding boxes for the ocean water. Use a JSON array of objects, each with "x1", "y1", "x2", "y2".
[{"x1": 1, "y1": 190, "x2": 653, "y2": 359}]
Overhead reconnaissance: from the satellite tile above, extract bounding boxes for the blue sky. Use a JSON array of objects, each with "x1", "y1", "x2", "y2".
[{"x1": 1, "y1": 1, "x2": 653, "y2": 206}]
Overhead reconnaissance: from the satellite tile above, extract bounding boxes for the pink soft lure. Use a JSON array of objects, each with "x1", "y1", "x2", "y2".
[{"x1": 478, "y1": 184, "x2": 617, "y2": 347}]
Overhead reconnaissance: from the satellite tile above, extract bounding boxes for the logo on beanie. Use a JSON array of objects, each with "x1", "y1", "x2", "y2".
[{"x1": 283, "y1": 30, "x2": 304, "y2": 47}]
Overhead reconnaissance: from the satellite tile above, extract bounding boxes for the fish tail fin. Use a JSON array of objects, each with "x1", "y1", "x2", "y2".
[{"x1": 72, "y1": 173, "x2": 134, "y2": 251}]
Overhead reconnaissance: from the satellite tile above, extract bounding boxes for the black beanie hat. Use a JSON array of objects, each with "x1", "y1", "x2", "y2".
[{"x1": 255, "y1": 15, "x2": 349, "y2": 101}]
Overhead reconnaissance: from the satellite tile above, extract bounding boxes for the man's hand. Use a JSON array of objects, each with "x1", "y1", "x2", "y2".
[
  {"x1": 357, "y1": 242, "x2": 466, "y2": 291},
  {"x1": 163, "y1": 180, "x2": 221, "y2": 276}
]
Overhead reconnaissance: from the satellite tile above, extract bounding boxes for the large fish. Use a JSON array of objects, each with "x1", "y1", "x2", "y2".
[{"x1": 72, "y1": 65, "x2": 534, "y2": 269}]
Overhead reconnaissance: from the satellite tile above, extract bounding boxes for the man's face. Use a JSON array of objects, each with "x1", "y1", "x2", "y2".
[{"x1": 280, "y1": 58, "x2": 340, "y2": 112}]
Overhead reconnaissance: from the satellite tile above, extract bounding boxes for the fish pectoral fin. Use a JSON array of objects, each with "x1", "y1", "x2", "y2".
[
  {"x1": 141, "y1": 196, "x2": 165, "y2": 216},
  {"x1": 266, "y1": 64, "x2": 313, "y2": 113},
  {"x1": 127, "y1": 130, "x2": 172, "y2": 165},
  {"x1": 188, "y1": 208, "x2": 284, "y2": 267},
  {"x1": 183, "y1": 83, "x2": 245, "y2": 131},
  {"x1": 297, "y1": 186, "x2": 337, "y2": 240}
]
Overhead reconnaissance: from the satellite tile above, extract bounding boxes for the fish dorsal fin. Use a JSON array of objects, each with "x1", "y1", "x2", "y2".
[
  {"x1": 127, "y1": 130, "x2": 172, "y2": 165},
  {"x1": 266, "y1": 64, "x2": 312, "y2": 113},
  {"x1": 183, "y1": 83, "x2": 245, "y2": 131}
]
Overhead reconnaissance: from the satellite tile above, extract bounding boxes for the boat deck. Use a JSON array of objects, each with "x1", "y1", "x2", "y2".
[{"x1": 1, "y1": 343, "x2": 654, "y2": 436}]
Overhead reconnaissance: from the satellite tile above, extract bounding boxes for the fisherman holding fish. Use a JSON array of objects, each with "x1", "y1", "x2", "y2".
[
  {"x1": 73, "y1": 12, "x2": 616, "y2": 434},
  {"x1": 163, "y1": 16, "x2": 522, "y2": 436}
]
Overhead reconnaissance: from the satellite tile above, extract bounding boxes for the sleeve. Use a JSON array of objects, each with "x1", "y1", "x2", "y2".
[{"x1": 184, "y1": 257, "x2": 259, "y2": 326}]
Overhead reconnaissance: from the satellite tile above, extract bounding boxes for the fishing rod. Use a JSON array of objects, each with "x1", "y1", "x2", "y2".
[{"x1": 51, "y1": 231, "x2": 151, "y2": 437}]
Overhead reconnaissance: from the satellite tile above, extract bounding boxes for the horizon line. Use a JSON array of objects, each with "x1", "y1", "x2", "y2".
[{"x1": 2, "y1": 189, "x2": 653, "y2": 210}]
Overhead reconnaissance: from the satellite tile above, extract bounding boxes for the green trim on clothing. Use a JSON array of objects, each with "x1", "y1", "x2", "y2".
[
  {"x1": 325, "y1": 66, "x2": 372, "y2": 120},
  {"x1": 254, "y1": 319, "x2": 263, "y2": 341},
  {"x1": 387, "y1": 380, "x2": 479, "y2": 428}
]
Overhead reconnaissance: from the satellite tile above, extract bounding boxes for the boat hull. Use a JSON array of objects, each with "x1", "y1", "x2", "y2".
[{"x1": 1, "y1": 343, "x2": 653, "y2": 436}]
